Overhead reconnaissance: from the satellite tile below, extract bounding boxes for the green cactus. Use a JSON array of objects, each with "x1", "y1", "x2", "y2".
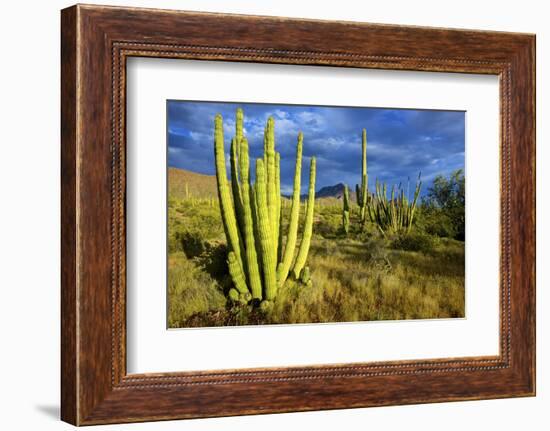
[
  {"x1": 342, "y1": 184, "x2": 350, "y2": 234},
  {"x1": 367, "y1": 173, "x2": 422, "y2": 235},
  {"x1": 235, "y1": 107, "x2": 244, "y2": 157},
  {"x1": 355, "y1": 129, "x2": 368, "y2": 225},
  {"x1": 254, "y1": 159, "x2": 278, "y2": 300},
  {"x1": 349, "y1": 127, "x2": 421, "y2": 235},
  {"x1": 238, "y1": 137, "x2": 262, "y2": 299},
  {"x1": 214, "y1": 109, "x2": 316, "y2": 305},
  {"x1": 274, "y1": 152, "x2": 282, "y2": 262},
  {"x1": 277, "y1": 133, "x2": 303, "y2": 287},
  {"x1": 293, "y1": 157, "x2": 316, "y2": 279},
  {"x1": 227, "y1": 251, "x2": 248, "y2": 295},
  {"x1": 230, "y1": 137, "x2": 245, "y2": 236},
  {"x1": 228, "y1": 288, "x2": 240, "y2": 303},
  {"x1": 214, "y1": 114, "x2": 244, "y2": 276},
  {"x1": 264, "y1": 117, "x2": 278, "y2": 262},
  {"x1": 300, "y1": 266, "x2": 312, "y2": 285}
]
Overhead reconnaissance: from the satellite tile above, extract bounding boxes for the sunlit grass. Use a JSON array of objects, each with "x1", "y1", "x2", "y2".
[{"x1": 167, "y1": 192, "x2": 465, "y2": 328}]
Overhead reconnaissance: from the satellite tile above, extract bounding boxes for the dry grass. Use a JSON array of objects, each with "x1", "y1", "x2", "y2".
[
  {"x1": 168, "y1": 167, "x2": 218, "y2": 200},
  {"x1": 167, "y1": 176, "x2": 465, "y2": 328},
  {"x1": 167, "y1": 252, "x2": 226, "y2": 328}
]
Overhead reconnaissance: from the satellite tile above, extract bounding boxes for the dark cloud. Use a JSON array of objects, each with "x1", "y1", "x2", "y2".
[{"x1": 167, "y1": 100, "x2": 465, "y2": 195}]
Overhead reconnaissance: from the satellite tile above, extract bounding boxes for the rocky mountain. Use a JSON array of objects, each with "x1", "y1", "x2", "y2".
[{"x1": 314, "y1": 183, "x2": 347, "y2": 199}]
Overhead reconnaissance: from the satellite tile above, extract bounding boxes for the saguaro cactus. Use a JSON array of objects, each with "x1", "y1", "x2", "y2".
[
  {"x1": 342, "y1": 184, "x2": 350, "y2": 234},
  {"x1": 214, "y1": 109, "x2": 317, "y2": 305},
  {"x1": 355, "y1": 129, "x2": 368, "y2": 224}
]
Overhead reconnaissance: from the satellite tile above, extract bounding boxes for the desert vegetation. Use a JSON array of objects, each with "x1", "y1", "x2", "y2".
[
  {"x1": 167, "y1": 109, "x2": 465, "y2": 328},
  {"x1": 212, "y1": 109, "x2": 317, "y2": 310}
]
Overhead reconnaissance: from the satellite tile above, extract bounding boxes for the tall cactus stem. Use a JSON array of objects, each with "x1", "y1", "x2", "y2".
[
  {"x1": 293, "y1": 157, "x2": 316, "y2": 279},
  {"x1": 250, "y1": 183, "x2": 263, "y2": 277},
  {"x1": 213, "y1": 114, "x2": 245, "y2": 276},
  {"x1": 227, "y1": 251, "x2": 248, "y2": 295},
  {"x1": 238, "y1": 137, "x2": 263, "y2": 299},
  {"x1": 230, "y1": 137, "x2": 245, "y2": 238},
  {"x1": 255, "y1": 159, "x2": 277, "y2": 300},
  {"x1": 235, "y1": 107, "x2": 244, "y2": 159},
  {"x1": 274, "y1": 151, "x2": 281, "y2": 262},
  {"x1": 360, "y1": 128, "x2": 368, "y2": 223},
  {"x1": 277, "y1": 204, "x2": 284, "y2": 264},
  {"x1": 277, "y1": 133, "x2": 303, "y2": 286},
  {"x1": 343, "y1": 184, "x2": 350, "y2": 234},
  {"x1": 265, "y1": 117, "x2": 277, "y2": 254}
]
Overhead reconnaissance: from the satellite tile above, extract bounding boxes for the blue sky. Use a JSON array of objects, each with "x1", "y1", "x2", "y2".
[{"x1": 167, "y1": 100, "x2": 465, "y2": 196}]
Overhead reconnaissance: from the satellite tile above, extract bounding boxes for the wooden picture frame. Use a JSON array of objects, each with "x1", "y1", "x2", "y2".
[{"x1": 61, "y1": 4, "x2": 535, "y2": 425}]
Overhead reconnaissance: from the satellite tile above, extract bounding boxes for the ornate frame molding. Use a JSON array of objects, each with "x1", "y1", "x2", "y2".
[{"x1": 61, "y1": 5, "x2": 535, "y2": 425}]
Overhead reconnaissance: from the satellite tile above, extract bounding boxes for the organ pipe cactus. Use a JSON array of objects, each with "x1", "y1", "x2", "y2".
[
  {"x1": 238, "y1": 137, "x2": 262, "y2": 299},
  {"x1": 355, "y1": 129, "x2": 368, "y2": 224},
  {"x1": 292, "y1": 157, "x2": 316, "y2": 280},
  {"x1": 214, "y1": 109, "x2": 316, "y2": 305},
  {"x1": 277, "y1": 133, "x2": 303, "y2": 286},
  {"x1": 300, "y1": 266, "x2": 312, "y2": 286},
  {"x1": 227, "y1": 251, "x2": 251, "y2": 303},
  {"x1": 367, "y1": 173, "x2": 422, "y2": 235},
  {"x1": 214, "y1": 115, "x2": 244, "y2": 277},
  {"x1": 342, "y1": 184, "x2": 350, "y2": 234},
  {"x1": 254, "y1": 159, "x2": 278, "y2": 300}
]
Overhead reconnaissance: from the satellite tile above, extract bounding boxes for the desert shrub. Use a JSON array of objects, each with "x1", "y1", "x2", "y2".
[
  {"x1": 355, "y1": 221, "x2": 380, "y2": 240},
  {"x1": 314, "y1": 212, "x2": 343, "y2": 238},
  {"x1": 391, "y1": 231, "x2": 437, "y2": 253},
  {"x1": 422, "y1": 170, "x2": 465, "y2": 240},
  {"x1": 178, "y1": 230, "x2": 205, "y2": 258},
  {"x1": 416, "y1": 208, "x2": 457, "y2": 238},
  {"x1": 197, "y1": 242, "x2": 229, "y2": 280},
  {"x1": 363, "y1": 236, "x2": 392, "y2": 271}
]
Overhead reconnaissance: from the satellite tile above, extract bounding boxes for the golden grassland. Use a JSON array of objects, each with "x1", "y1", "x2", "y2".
[
  {"x1": 167, "y1": 169, "x2": 465, "y2": 328},
  {"x1": 168, "y1": 167, "x2": 219, "y2": 199}
]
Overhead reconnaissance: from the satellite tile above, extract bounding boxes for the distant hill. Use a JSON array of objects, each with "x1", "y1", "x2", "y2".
[
  {"x1": 283, "y1": 183, "x2": 353, "y2": 201},
  {"x1": 315, "y1": 183, "x2": 347, "y2": 199},
  {"x1": 169, "y1": 167, "x2": 355, "y2": 204},
  {"x1": 168, "y1": 167, "x2": 218, "y2": 199}
]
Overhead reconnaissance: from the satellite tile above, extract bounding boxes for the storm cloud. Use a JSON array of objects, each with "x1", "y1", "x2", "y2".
[{"x1": 167, "y1": 100, "x2": 465, "y2": 196}]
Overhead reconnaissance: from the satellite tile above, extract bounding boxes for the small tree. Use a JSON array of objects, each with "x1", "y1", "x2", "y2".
[{"x1": 424, "y1": 169, "x2": 465, "y2": 240}]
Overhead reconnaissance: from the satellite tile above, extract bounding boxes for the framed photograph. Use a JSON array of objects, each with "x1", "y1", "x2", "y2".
[{"x1": 61, "y1": 4, "x2": 535, "y2": 425}]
